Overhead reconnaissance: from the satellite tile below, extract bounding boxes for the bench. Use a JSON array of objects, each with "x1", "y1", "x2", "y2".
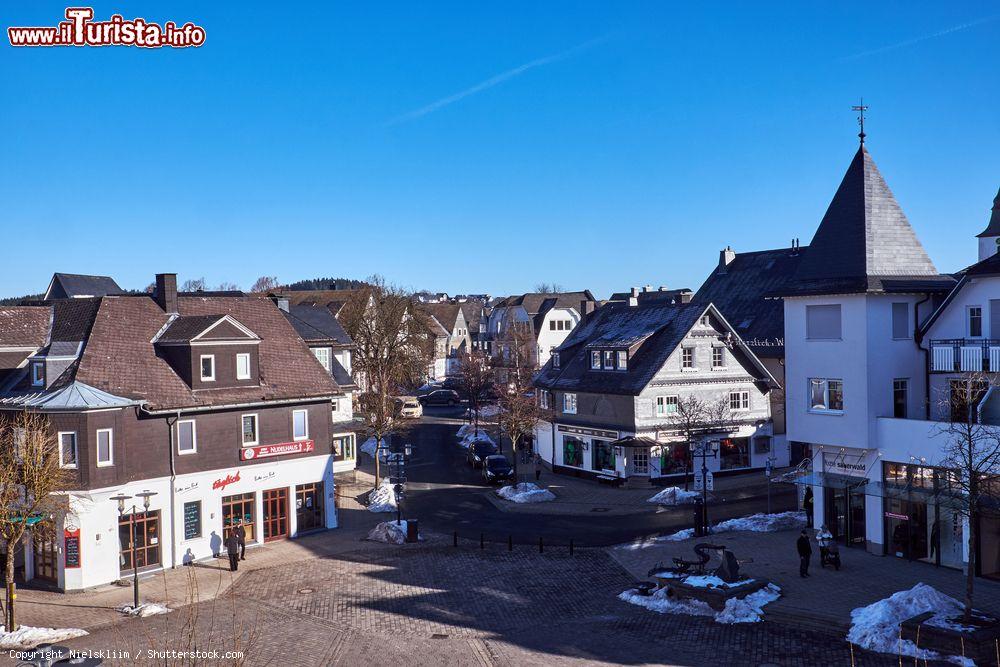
[{"x1": 596, "y1": 474, "x2": 623, "y2": 487}]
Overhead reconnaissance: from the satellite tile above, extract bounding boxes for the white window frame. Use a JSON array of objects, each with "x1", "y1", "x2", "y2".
[
  {"x1": 712, "y1": 347, "x2": 725, "y2": 369},
  {"x1": 617, "y1": 350, "x2": 627, "y2": 370},
  {"x1": 236, "y1": 352, "x2": 252, "y2": 380},
  {"x1": 311, "y1": 347, "x2": 331, "y2": 373},
  {"x1": 177, "y1": 419, "x2": 197, "y2": 455},
  {"x1": 655, "y1": 395, "x2": 679, "y2": 416},
  {"x1": 241, "y1": 413, "x2": 259, "y2": 446},
  {"x1": 681, "y1": 347, "x2": 695, "y2": 370},
  {"x1": 96, "y1": 428, "x2": 114, "y2": 467},
  {"x1": 200, "y1": 354, "x2": 216, "y2": 382},
  {"x1": 292, "y1": 409, "x2": 309, "y2": 441},
  {"x1": 808, "y1": 378, "x2": 844, "y2": 415},
  {"x1": 57, "y1": 431, "x2": 77, "y2": 469},
  {"x1": 968, "y1": 306, "x2": 984, "y2": 338},
  {"x1": 729, "y1": 390, "x2": 750, "y2": 411},
  {"x1": 331, "y1": 398, "x2": 340, "y2": 414},
  {"x1": 552, "y1": 353, "x2": 560, "y2": 369},
  {"x1": 590, "y1": 351, "x2": 601, "y2": 369},
  {"x1": 563, "y1": 393, "x2": 577, "y2": 415},
  {"x1": 539, "y1": 390, "x2": 550, "y2": 410},
  {"x1": 30, "y1": 362, "x2": 44, "y2": 387}
]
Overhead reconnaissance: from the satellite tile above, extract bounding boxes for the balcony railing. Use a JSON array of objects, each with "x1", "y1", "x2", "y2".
[{"x1": 930, "y1": 339, "x2": 1000, "y2": 372}]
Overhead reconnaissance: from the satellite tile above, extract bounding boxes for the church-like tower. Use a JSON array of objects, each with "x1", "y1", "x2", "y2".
[{"x1": 975, "y1": 188, "x2": 1000, "y2": 262}]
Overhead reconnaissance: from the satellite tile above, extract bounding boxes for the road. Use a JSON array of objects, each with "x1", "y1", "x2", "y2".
[{"x1": 392, "y1": 408, "x2": 796, "y2": 547}]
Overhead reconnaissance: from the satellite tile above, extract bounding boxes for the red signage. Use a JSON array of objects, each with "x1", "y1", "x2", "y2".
[
  {"x1": 241, "y1": 440, "x2": 314, "y2": 461},
  {"x1": 64, "y1": 528, "x2": 81, "y2": 568},
  {"x1": 212, "y1": 471, "x2": 241, "y2": 491}
]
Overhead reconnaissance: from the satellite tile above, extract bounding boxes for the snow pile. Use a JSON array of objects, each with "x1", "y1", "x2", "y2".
[
  {"x1": 117, "y1": 603, "x2": 171, "y2": 617},
  {"x1": 470, "y1": 404, "x2": 500, "y2": 418},
  {"x1": 0, "y1": 625, "x2": 87, "y2": 650},
  {"x1": 460, "y1": 432, "x2": 496, "y2": 449},
  {"x1": 656, "y1": 528, "x2": 696, "y2": 542},
  {"x1": 848, "y1": 583, "x2": 984, "y2": 665},
  {"x1": 653, "y1": 511, "x2": 806, "y2": 543},
  {"x1": 683, "y1": 575, "x2": 754, "y2": 589},
  {"x1": 367, "y1": 520, "x2": 416, "y2": 545},
  {"x1": 418, "y1": 382, "x2": 439, "y2": 391},
  {"x1": 496, "y1": 483, "x2": 556, "y2": 504},
  {"x1": 367, "y1": 480, "x2": 398, "y2": 513},
  {"x1": 619, "y1": 583, "x2": 781, "y2": 625},
  {"x1": 647, "y1": 486, "x2": 701, "y2": 505},
  {"x1": 360, "y1": 437, "x2": 386, "y2": 459}
]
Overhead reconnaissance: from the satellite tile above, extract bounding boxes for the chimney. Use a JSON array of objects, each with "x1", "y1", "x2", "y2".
[
  {"x1": 271, "y1": 294, "x2": 290, "y2": 312},
  {"x1": 679, "y1": 291, "x2": 693, "y2": 303},
  {"x1": 718, "y1": 246, "x2": 736, "y2": 272},
  {"x1": 155, "y1": 273, "x2": 178, "y2": 314},
  {"x1": 643, "y1": 285, "x2": 653, "y2": 293},
  {"x1": 580, "y1": 300, "x2": 596, "y2": 316},
  {"x1": 630, "y1": 287, "x2": 639, "y2": 297},
  {"x1": 658, "y1": 285, "x2": 669, "y2": 292}
]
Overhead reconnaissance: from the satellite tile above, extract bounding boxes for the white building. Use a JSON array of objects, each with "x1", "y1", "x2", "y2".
[{"x1": 483, "y1": 291, "x2": 597, "y2": 368}]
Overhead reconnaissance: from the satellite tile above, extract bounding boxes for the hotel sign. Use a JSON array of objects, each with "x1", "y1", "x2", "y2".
[
  {"x1": 241, "y1": 439, "x2": 315, "y2": 461},
  {"x1": 823, "y1": 452, "x2": 869, "y2": 478},
  {"x1": 557, "y1": 425, "x2": 619, "y2": 440}
]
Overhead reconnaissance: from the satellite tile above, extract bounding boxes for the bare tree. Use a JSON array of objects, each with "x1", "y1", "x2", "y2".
[
  {"x1": 666, "y1": 395, "x2": 736, "y2": 490},
  {"x1": 494, "y1": 324, "x2": 546, "y2": 483},
  {"x1": 533, "y1": 282, "x2": 564, "y2": 294},
  {"x1": 249, "y1": 276, "x2": 280, "y2": 293},
  {"x1": 0, "y1": 411, "x2": 71, "y2": 631},
  {"x1": 216, "y1": 281, "x2": 241, "y2": 292},
  {"x1": 456, "y1": 349, "x2": 494, "y2": 436},
  {"x1": 180, "y1": 277, "x2": 206, "y2": 292},
  {"x1": 341, "y1": 277, "x2": 433, "y2": 486},
  {"x1": 933, "y1": 373, "x2": 1000, "y2": 621}
]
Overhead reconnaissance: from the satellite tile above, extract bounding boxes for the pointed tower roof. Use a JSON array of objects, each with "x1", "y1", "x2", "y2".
[
  {"x1": 786, "y1": 145, "x2": 944, "y2": 294},
  {"x1": 975, "y1": 187, "x2": 1000, "y2": 238}
]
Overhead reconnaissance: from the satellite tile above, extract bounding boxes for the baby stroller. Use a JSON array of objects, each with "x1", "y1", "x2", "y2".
[{"x1": 820, "y1": 541, "x2": 841, "y2": 570}]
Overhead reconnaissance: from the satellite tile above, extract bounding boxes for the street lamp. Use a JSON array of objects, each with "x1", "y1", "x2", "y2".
[
  {"x1": 389, "y1": 443, "x2": 414, "y2": 528},
  {"x1": 110, "y1": 490, "x2": 157, "y2": 610}
]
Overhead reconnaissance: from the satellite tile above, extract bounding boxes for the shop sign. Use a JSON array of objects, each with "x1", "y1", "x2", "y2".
[
  {"x1": 557, "y1": 424, "x2": 618, "y2": 439},
  {"x1": 241, "y1": 440, "x2": 314, "y2": 461},
  {"x1": 212, "y1": 471, "x2": 241, "y2": 491},
  {"x1": 64, "y1": 528, "x2": 81, "y2": 568},
  {"x1": 823, "y1": 452, "x2": 869, "y2": 477},
  {"x1": 885, "y1": 511, "x2": 909, "y2": 521}
]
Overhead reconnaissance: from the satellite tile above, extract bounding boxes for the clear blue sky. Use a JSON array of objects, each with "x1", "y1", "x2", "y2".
[{"x1": 2, "y1": 2, "x2": 998, "y2": 299}]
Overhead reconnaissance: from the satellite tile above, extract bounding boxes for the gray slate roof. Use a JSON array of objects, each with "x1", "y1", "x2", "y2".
[
  {"x1": 0, "y1": 380, "x2": 137, "y2": 410},
  {"x1": 46, "y1": 273, "x2": 125, "y2": 299},
  {"x1": 282, "y1": 304, "x2": 353, "y2": 346},
  {"x1": 784, "y1": 146, "x2": 938, "y2": 295},
  {"x1": 976, "y1": 188, "x2": 1000, "y2": 238},
  {"x1": 157, "y1": 315, "x2": 228, "y2": 343}
]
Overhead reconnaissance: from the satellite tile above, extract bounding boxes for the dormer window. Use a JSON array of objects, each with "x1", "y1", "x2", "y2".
[
  {"x1": 236, "y1": 353, "x2": 251, "y2": 380},
  {"x1": 603, "y1": 350, "x2": 615, "y2": 368},
  {"x1": 30, "y1": 361, "x2": 44, "y2": 387},
  {"x1": 552, "y1": 353, "x2": 560, "y2": 369},
  {"x1": 200, "y1": 355, "x2": 216, "y2": 382},
  {"x1": 591, "y1": 351, "x2": 601, "y2": 369},
  {"x1": 617, "y1": 351, "x2": 628, "y2": 370}
]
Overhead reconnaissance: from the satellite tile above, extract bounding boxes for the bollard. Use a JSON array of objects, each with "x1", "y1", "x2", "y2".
[
  {"x1": 539, "y1": 536, "x2": 544, "y2": 554},
  {"x1": 508, "y1": 535, "x2": 513, "y2": 552},
  {"x1": 480, "y1": 533, "x2": 484, "y2": 549},
  {"x1": 453, "y1": 531, "x2": 458, "y2": 547},
  {"x1": 569, "y1": 539, "x2": 574, "y2": 556}
]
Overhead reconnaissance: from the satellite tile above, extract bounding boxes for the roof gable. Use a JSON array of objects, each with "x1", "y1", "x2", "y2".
[
  {"x1": 155, "y1": 314, "x2": 258, "y2": 344},
  {"x1": 45, "y1": 273, "x2": 125, "y2": 299}
]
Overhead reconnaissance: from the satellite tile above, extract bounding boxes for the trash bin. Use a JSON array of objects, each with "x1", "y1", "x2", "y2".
[{"x1": 406, "y1": 519, "x2": 419, "y2": 543}]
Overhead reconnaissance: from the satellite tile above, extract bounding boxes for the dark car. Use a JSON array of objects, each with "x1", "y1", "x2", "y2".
[
  {"x1": 440, "y1": 377, "x2": 463, "y2": 391},
  {"x1": 482, "y1": 455, "x2": 514, "y2": 484},
  {"x1": 419, "y1": 389, "x2": 461, "y2": 406},
  {"x1": 466, "y1": 439, "x2": 499, "y2": 467}
]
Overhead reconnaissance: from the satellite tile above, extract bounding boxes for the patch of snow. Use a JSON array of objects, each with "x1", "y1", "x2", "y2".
[
  {"x1": 360, "y1": 437, "x2": 386, "y2": 459},
  {"x1": 619, "y1": 583, "x2": 781, "y2": 625},
  {"x1": 648, "y1": 511, "x2": 807, "y2": 544},
  {"x1": 117, "y1": 602, "x2": 171, "y2": 618},
  {"x1": 656, "y1": 528, "x2": 696, "y2": 543},
  {"x1": 715, "y1": 584, "x2": 782, "y2": 624},
  {"x1": 847, "y1": 583, "x2": 982, "y2": 666},
  {"x1": 647, "y1": 486, "x2": 702, "y2": 505},
  {"x1": 367, "y1": 479, "x2": 398, "y2": 513},
  {"x1": 470, "y1": 404, "x2": 500, "y2": 419},
  {"x1": 683, "y1": 575, "x2": 754, "y2": 589},
  {"x1": 496, "y1": 483, "x2": 556, "y2": 504},
  {"x1": 367, "y1": 520, "x2": 418, "y2": 545},
  {"x1": 618, "y1": 587, "x2": 715, "y2": 618},
  {"x1": 0, "y1": 625, "x2": 88, "y2": 650}
]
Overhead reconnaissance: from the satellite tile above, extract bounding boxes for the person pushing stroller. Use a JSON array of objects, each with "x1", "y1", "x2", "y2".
[{"x1": 816, "y1": 524, "x2": 840, "y2": 570}]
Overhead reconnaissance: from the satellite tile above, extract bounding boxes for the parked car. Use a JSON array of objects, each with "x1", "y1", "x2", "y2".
[
  {"x1": 439, "y1": 377, "x2": 463, "y2": 391},
  {"x1": 466, "y1": 439, "x2": 499, "y2": 467},
  {"x1": 419, "y1": 389, "x2": 461, "y2": 406},
  {"x1": 482, "y1": 455, "x2": 513, "y2": 484},
  {"x1": 396, "y1": 397, "x2": 423, "y2": 418}
]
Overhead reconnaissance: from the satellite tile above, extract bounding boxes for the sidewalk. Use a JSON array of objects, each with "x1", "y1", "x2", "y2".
[
  {"x1": 609, "y1": 526, "x2": 1000, "y2": 635},
  {"x1": 14, "y1": 468, "x2": 390, "y2": 634}
]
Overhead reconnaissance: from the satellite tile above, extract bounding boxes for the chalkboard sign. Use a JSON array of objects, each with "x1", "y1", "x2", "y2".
[
  {"x1": 183, "y1": 501, "x2": 201, "y2": 540},
  {"x1": 64, "y1": 529, "x2": 81, "y2": 568}
]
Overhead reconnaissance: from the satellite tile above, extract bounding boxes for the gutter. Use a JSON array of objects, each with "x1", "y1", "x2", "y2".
[{"x1": 140, "y1": 394, "x2": 339, "y2": 416}]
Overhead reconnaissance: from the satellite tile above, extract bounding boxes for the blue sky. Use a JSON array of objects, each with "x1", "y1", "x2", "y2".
[{"x1": 2, "y1": 2, "x2": 998, "y2": 299}]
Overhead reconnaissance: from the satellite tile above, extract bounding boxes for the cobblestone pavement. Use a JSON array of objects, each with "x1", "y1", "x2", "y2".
[{"x1": 23, "y1": 543, "x2": 941, "y2": 667}]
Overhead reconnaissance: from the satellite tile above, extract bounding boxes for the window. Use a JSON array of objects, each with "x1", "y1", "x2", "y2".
[
  {"x1": 236, "y1": 352, "x2": 252, "y2": 379},
  {"x1": 891, "y1": 302, "x2": 910, "y2": 340},
  {"x1": 949, "y1": 379, "x2": 988, "y2": 422},
  {"x1": 712, "y1": 347, "x2": 725, "y2": 369},
  {"x1": 969, "y1": 306, "x2": 984, "y2": 338},
  {"x1": 656, "y1": 395, "x2": 678, "y2": 416},
  {"x1": 58, "y1": 432, "x2": 77, "y2": 468},
  {"x1": 310, "y1": 347, "x2": 330, "y2": 373},
  {"x1": 200, "y1": 355, "x2": 215, "y2": 381},
  {"x1": 183, "y1": 501, "x2": 202, "y2": 540},
  {"x1": 96, "y1": 428, "x2": 114, "y2": 466},
  {"x1": 539, "y1": 390, "x2": 550, "y2": 410},
  {"x1": 177, "y1": 420, "x2": 197, "y2": 454},
  {"x1": 333, "y1": 435, "x2": 356, "y2": 461},
  {"x1": 591, "y1": 351, "x2": 601, "y2": 369},
  {"x1": 241, "y1": 414, "x2": 258, "y2": 445},
  {"x1": 719, "y1": 437, "x2": 749, "y2": 470},
  {"x1": 592, "y1": 439, "x2": 615, "y2": 471},
  {"x1": 603, "y1": 350, "x2": 615, "y2": 369},
  {"x1": 729, "y1": 390, "x2": 750, "y2": 411},
  {"x1": 753, "y1": 436, "x2": 772, "y2": 454},
  {"x1": 552, "y1": 353, "x2": 560, "y2": 369},
  {"x1": 809, "y1": 379, "x2": 844, "y2": 413},
  {"x1": 617, "y1": 350, "x2": 628, "y2": 370},
  {"x1": 806, "y1": 304, "x2": 842, "y2": 340},
  {"x1": 30, "y1": 362, "x2": 43, "y2": 387},
  {"x1": 893, "y1": 379, "x2": 908, "y2": 419},
  {"x1": 563, "y1": 436, "x2": 585, "y2": 467},
  {"x1": 118, "y1": 510, "x2": 160, "y2": 570},
  {"x1": 562, "y1": 393, "x2": 577, "y2": 414},
  {"x1": 292, "y1": 409, "x2": 309, "y2": 440},
  {"x1": 550, "y1": 321, "x2": 557, "y2": 331},
  {"x1": 700, "y1": 315, "x2": 710, "y2": 326},
  {"x1": 331, "y1": 399, "x2": 340, "y2": 413},
  {"x1": 681, "y1": 347, "x2": 695, "y2": 369},
  {"x1": 632, "y1": 449, "x2": 649, "y2": 474}
]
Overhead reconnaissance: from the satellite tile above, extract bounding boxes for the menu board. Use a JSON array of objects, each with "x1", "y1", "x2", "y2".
[
  {"x1": 183, "y1": 501, "x2": 201, "y2": 540},
  {"x1": 64, "y1": 529, "x2": 81, "y2": 568}
]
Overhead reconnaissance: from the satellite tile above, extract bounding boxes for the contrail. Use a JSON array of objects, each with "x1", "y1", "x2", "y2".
[
  {"x1": 387, "y1": 35, "x2": 611, "y2": 125},
  {"x1": 840, "y1": 14, "x2": 999, "y2": 61}
]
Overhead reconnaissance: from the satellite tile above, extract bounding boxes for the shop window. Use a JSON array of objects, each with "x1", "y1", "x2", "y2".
[
  {"x1": 333, "y1": 435, "x2": 356, "y2": 461},
  {"x1": 296, "y1": 482, "x2": 324, "y2": 533},
  {"x1": 119, "y1": 510, "x2": 160, "y2": 571},
  {"x1": 657, "y1": 442, "x2": 689, "y2": 475},
  {"x1": 592, "y1": 440, "x2": 615, "y2": 472},
  {"x1": 222, "y1": 492, "x2": 256, "y2": 543},
  {"x1": 719, "y1": 437, "x2": 749, "y2": 470},
  {"x1": 563, "y1": 436, "x2": 584, "y2": 467}
]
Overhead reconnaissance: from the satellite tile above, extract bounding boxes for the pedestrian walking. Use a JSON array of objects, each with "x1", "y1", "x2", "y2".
[
  {"x1": 802, "y1": 487, "x2": 814, "y2": 528},
  {"x1": 225, "y1": 530, "x2": 240, "y2": 572},
  {"x1": 816, "y1": 524, "x2": 833, "y2": 566},
  {"x1": 796, "y1": 529, "x2": 812, "y2": 578},
  {"x1": 235, "y1": 519, "x2": 247, "y2": 561},
  {"x1": 534, "y1": 453, "x2": 542, "y2": 482}
]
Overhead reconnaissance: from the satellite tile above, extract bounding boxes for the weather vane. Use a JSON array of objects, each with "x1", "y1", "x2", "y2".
[{"x1": 852, "y1": 99, "x2": 869, "y2": 144}]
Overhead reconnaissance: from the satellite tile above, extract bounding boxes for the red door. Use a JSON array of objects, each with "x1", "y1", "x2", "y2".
[{"x1": 262, "y1": 488, "x2": 288, "y2": 542}]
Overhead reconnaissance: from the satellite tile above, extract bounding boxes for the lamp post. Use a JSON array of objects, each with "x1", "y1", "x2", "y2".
[
  {"x1": 110, "y1": 490, "x2": 157, "y2": 610},
  {"x1": 389, "y1": 443, "x2": 413, "y2": 528},
  {"x1": 692, "y1": 441, "x2": 719, "y2": 534}
]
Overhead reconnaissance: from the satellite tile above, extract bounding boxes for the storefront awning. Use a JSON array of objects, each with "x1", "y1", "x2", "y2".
[
  {"x1": 610, "y1": 436, "x2": 659, "y2": 449},
  {"x1": 787, "y1": 472, "x2": 868, "y2": 489}
]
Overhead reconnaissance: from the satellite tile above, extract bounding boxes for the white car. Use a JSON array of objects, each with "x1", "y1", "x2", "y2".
[{"x1": 398, "y1": 397, "x2": 423, "y2": 418}]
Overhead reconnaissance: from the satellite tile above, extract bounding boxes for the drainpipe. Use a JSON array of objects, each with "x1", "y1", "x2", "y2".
[{"x1": 914, "y1": 294, "x2": 932, "y2": 419}]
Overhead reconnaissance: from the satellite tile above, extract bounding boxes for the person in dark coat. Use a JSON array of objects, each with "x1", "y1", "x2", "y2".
[
  {"x1": 234, "y1": 520, "x2": 247, "y2": 561},
  {"x1": 797, "y1": 529, "x2": 812, "y2": 578},
  {"x1": 802, "y1": 488, "x2": 814, "y2": 528},
  {"x1": 534, "y1": 454, "x2": 543, "y2": 482},
  {"x1": 225, "y1": 531, "x2": 240, "y2": 572}
]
